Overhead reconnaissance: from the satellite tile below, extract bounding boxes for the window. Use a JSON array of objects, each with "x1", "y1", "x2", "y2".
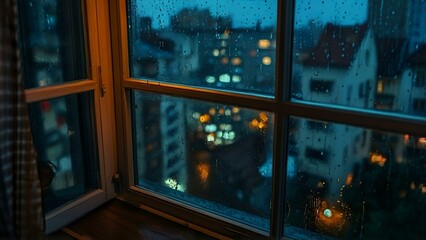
[
  {"x1": 89, "y1": 0, "x2": 426, "y2": 239},
  {"x1": 310, "y1": 80, "x2": 334, "y2": 94},
  {"x1": 18, "y1": 0, "x2": 115, "y2": 233},
  {"x1": 305, "y1": 147, "x2": 329, "y2": 162}
]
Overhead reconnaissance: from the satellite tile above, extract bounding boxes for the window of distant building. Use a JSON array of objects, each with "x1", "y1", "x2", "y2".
[{"x1": 310, "y1": 79, "x2": 334, "y2": 93}]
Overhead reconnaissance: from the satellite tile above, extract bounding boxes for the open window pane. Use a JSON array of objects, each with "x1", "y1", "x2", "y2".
[
  {"x1": 292, "y1": 0, "x2": 426, "y2": 118},
  {"x1": 285, "y1": 117, "x2": 426, "y2": 239},
  {"x1": 28, "y1": 92, "x2": 99, "y2": 212},
  {"x1": 131, "y1": 90, "x2": 273, "y2": 230},
  {"x1": 18, "y1": 0, "x2": 87, "y2": 89},
  {"x1": 127, "y1": 0, "x2": 277, "y2": 96}
]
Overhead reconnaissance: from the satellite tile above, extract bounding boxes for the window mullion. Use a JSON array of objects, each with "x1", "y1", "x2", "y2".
[{"x1": 284, "y1": 101, "x2": 426, "y2": 136}]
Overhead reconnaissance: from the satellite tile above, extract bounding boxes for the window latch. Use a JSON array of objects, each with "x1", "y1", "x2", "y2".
[{"x1": 112, "y1": 173, "x2": 120, "y2": 193}]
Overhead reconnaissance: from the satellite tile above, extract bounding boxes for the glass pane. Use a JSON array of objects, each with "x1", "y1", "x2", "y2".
[
  {"x1": 18, "y1": 0, "x2": 87, "y2": 88},
  {"x1": 28, "y1": 93, "x2": 99, "y2": 212},
  {"x1": 285, "y1": 117, "x2": 426, "y2": 239},
  {"x1": 292, "y1": 0, "x2": 426, "y2": 118},
  {"x1": 131, "y1": 90, "x2": 273, "y2": 230},
  {"x1": 128, "y1": 0, "x2": 277, "y2": 96}
]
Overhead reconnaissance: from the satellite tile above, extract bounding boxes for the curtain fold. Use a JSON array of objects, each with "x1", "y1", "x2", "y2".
[{"x1": 0, "y1": 0, "x2": 45, "y2": 239}]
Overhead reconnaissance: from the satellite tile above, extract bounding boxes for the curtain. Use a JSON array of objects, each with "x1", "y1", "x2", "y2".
[{"x1": 0, "y1": 0, "x2": 44, "y2": 239}]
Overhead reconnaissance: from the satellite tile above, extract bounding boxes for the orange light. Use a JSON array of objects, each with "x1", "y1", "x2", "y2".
[
  {"x1": 221, "y1": 57, "x2": 229, "y2": 64},
  {"x1": 404, "y1": 134, "x2": 410, "y2": 144},
  {"x1": 197, "y1": 163, "x2": 210, "y2": 183},
  {"x1": 258, "y1": 39, "x2": 271, "y2": 49},
  {"x1": 418, "y1": 137, "x2": 426, "y2": 147},
  {"x1": 250, "y1": 119, "x2": 259, "y2": 128},
  {"x1": 231, "y1": 57, "x2": 242, "y2": 66},
  {"x1": 199, "y1": 114, "x2": 211, "y2": 123},
  {"x1": 262, "y1": 56, "x2": 272, "y2": 65},
  {"x1": 259, "y1": 112, "x2": 268, "y2": 122},
  {"x1": 209, "y1": 108, "x2": 216, "y2": 116},
  {"x1": 316, "y1": 201, "x2": 345, "y2": 228},
  {"x1": 370, "y1": 153, "x2": 387, "y2": 167},
  {"x1": 258, "y1": 121, "x2": 267, "y2": 129},
  {"x1": 345, "y1": 173, "x2": 353, "y2": 185}
]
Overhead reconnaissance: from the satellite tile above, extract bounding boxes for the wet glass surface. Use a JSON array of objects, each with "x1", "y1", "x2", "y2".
[
  {"x1": 131, "y1": 90, "x2": 273, "y2": 230},
  {"x1": 18, "y1": 0, "x2": 87, "y2": 88},
  {"x1": 127, "y1": 0, "x2": 277, "y2": 96},
  {"x1": 285, "y1": 117, "x2": 426, "y2": 239},
  {"x1": 28, "y1": 93, "x2": 99, "y2": 212},
  {"x1": 292, "y1": 0, "x2": 426, "y2": 118}
]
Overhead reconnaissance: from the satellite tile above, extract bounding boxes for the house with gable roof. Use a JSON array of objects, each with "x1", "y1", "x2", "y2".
[
  {"x1": 397, "y1": 45, "x2": 426, "y2": 117},
  {"x1": 292, "y1": 23, "x2": 377, "y2": 204}
]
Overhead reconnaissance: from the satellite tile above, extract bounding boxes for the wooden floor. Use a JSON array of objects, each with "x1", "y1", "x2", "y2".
[{"x1": 48, "y1": 199, "x2": 216, "y2": 240}]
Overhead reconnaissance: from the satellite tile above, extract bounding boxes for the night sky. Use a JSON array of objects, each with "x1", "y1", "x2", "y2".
[{"x1": 135, "y1": 0, "x2": 368, "y2": 29}]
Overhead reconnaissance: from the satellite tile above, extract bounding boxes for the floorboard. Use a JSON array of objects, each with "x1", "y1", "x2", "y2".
[{"x1": 54, "y1": 199, "x2": 217, "y2": 240}]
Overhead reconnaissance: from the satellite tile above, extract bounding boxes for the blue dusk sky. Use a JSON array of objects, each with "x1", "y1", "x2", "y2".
[{"x1": 135, "y1": 0, "x2": 368, "y2": 29}]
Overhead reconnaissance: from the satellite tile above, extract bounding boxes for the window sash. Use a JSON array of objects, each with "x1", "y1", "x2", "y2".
[
  {"x1": 20, "y1": 0, "x2": 117, "y2": 233},
  {"x1": 111, "y1": 0, "x2": 426, "y2": 239}
]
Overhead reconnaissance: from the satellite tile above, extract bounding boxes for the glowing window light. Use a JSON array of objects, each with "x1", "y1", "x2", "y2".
[
  {"x1": 205, "y1": 124, "x2": 217, "y2": 133},
  {"x1": 212, "y1": 49, "x2": 220, "y2": 57},
  {"x1": 418, "y1": 137, "x2": 426, "y2": 147},
  {"x1": 219, "y1": 74, "x2": 231, "y2": 83},
  {"x1": 225, "y1": 109, "x2": 232, "y2": 116},
  {"x1": 232, "y1": 107, "x2": 240, "y2": 113},
  {"x1": 345, "y1": 173, "x2": 353, "y2": 185},
  {"x1": 232, "y1": 75, "x2": 241, "y2": 83},
  {"x1": 217, "y1": 131, "x2": 223, "y2": 138},
  {"x1": 231, "y1": 57, "x2": 242, "y2": 66},
  {"x1": 259, "y1": 112, "x2": 268, "y2": 122},
  {"x1": 207, "y1": 133, "x2": 215, "y2": 142},
  {"x1": 199, "y1": 114, "x2": 211, "y2": 123},
  {"x1": 197, "y1": 163, "x2": 209, "y2": 182},
  {"x1": 377, "y1": 80, "x2": 384, "y2": 93},
  {"x1": 250, "y1": 119, "x2": 259, "y2": 128},
  {"x1": 404, "y1": 134, "x2": 410, "y2": 144},
  {"x1": 370, "y1": 153, "x2": 387, "y2": 167},
  {"x1": 218, "y1": 108, "x2": 225, "y2": 115},
  {"x1": 323, "y1": 209, "x2": 332, "y2": 218},
  {"x1": 164, "y1": 178, "x2": 185, "y2": 192},
  {"x1": 221, "y1": 40, "x2": 227, "y2": 47},
  {"x1": 209, "y1": 108, "x2": 216, "y2": 116},
  {"x1": 205, "y1": 76, "x2": 215, "y2": 83},
  {"x1": 221, "y1": 57, "x2": 229, "y2": 64},
  {"x1": 262, "y1": 56, "x2": 272, "y2": 65},
  {"x1": 222, "y1": 131, "x2": 235, "y2": 140},
  {"x1": 258, "y1": 121, "x2": 267, "y2": 129},
  {"x1": 258, "y1": 39, "x2": 271, "y2": 49}
]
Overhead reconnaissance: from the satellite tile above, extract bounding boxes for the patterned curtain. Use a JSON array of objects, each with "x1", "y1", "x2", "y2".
[{"x1": 0, "y1": 0, "x2": 44, "y2": 239}]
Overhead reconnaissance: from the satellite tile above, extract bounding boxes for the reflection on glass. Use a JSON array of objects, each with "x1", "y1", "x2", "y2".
[
  {"x1": 28, "y1": 93, "x2": 99, "y2": 212},
  {"x1": 127, "y1": 0, "x2": 277, "y2": 95},
  {"x1": 292, "y1": 0, "x2": 426, "y2": 117},
  {"x1": 285, "y1": 117, "x2": 426, "y2": 239},
  {"x1": 18, "y1": 0, "x2": 87, "y2": 88},
  {"x1": 131, "y1": 91, "x2": 273, "y2": 230}
]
